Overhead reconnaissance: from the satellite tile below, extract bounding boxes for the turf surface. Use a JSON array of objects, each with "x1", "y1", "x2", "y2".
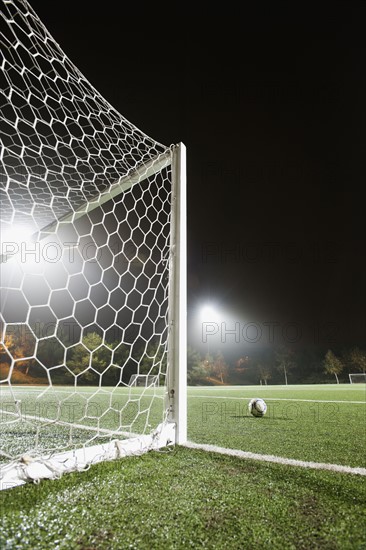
[{"x1": 0, "y1": 384, "x2": 365, "y2": 549}]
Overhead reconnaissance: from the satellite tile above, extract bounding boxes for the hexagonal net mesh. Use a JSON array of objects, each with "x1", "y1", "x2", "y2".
[{"x1": 0, "y1": 0, "x2": 185, "y2": 487}]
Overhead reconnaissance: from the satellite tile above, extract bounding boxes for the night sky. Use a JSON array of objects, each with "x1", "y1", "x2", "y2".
[{"x1": 28, "y1": 1, "x2": 365, "y2": 357}]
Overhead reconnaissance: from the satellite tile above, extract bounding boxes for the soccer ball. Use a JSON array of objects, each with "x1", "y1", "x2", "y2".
[{"x1": 248, "y1": 398, "x2": 267, "y2": 417}]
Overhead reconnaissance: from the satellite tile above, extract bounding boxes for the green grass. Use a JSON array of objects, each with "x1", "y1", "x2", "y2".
[
  {"x1": 187, "y1": 385, "x2": 366, "y2": 467},
  {"x1": 1, "y1": 448, "x2": 365, "y2": 549},
  {"x1": 1, "y1": 384, "x2": 365, "y2": 549}
]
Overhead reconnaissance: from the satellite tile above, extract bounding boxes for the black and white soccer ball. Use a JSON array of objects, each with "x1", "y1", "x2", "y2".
[{"x1": 248, "y1": 397, "x2": 267, "y2": 417}]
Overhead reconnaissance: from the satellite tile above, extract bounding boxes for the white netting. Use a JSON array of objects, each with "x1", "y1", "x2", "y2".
[{"x1": 0, "y1": 0, "x2": 178, "y2": 485}]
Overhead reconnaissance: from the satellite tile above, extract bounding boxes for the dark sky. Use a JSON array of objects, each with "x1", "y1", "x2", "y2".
[{"x1": 28, "y1": 1, "x2": 365, "y2": 356}]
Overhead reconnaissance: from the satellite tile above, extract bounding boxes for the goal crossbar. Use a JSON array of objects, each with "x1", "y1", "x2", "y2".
[{"x1": 36, "y1": 150, "x2": 173, "y2": 238}]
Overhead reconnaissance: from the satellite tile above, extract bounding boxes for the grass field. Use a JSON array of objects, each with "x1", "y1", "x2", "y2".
[{"x1": 1, "y1": 384, "x2": 365, "y2": 549}]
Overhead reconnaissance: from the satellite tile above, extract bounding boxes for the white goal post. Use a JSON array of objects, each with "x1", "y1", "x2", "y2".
[
  {"x1": 0, "y1": 0, "x2": 186, "y2": 489},
  {"x1": 349, "y1": 374, "x2": 366, "y2": 384}
]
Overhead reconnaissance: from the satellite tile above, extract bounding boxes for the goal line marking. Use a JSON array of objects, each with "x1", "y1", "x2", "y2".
[
  {"x1": 0, "y1": 409, "x2": 136, "y2": 438},
  {"x1": 184, "y1": 442, "x2": 366, "y2": 476}
]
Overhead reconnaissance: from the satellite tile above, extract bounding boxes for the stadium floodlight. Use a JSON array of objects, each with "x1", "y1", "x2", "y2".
[{"x1": 0, "y1": 0, "x2": 186, "y2": 489}]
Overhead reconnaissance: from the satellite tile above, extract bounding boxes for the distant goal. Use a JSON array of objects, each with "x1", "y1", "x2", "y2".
[
  {"x1": 129, "y1": 375, "x2": 160, "y2": 387},
  {"x1": 349, "y1": 374, "x2": 366, "y2": 384},
  {"x1": 0, "y1": 0, "x2": 186, "y2": 489}
]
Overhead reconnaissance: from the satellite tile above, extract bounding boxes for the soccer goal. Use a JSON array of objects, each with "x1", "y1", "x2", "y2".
[
  {"x1": 349, "y1": 374, "x2": 366, "y2": 384},
  {"x1": 0, "y1": 0, "x2": 186, "y2": 489}
]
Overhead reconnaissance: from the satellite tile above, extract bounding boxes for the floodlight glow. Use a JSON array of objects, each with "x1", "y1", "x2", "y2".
[
  {"x1": 199, "y1": 304, "x2": 220, "y2": 323},
  {"x1": 1, "y1": 225, "x2": 28, "y2": 248},
  {"x1": 0, "y1": 225, "x2": 38, "y2": 265}
]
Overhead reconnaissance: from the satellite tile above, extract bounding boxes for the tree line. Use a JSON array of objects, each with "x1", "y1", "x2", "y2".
[
  {"x1": 188, "y1": 346, "x2": 366, "y2": 385},
  {"x1": 0, "y1": 326, "x2": 166, "y2": 386},
  {"x1": 0, "y1": 324, "x2": 365, "y2": 385}
]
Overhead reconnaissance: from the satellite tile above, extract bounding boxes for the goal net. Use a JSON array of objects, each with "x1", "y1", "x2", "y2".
[
  {"x1": 349, "y1": 374, "x2": 366, "y2": 384},
  {"x1": 0, "y1": 0, "x2": 186, "y2": 489}
]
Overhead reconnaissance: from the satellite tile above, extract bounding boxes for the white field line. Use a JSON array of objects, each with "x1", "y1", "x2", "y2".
[
  {"x1": 188, "y1": 384, "x2": 366, "y2": 389},
  {"x1": 0, "y1": 409, "x2": 136, "y2": 438},
  {"x1": 184, "y1": 441, "x2": 366, "y2": 476},
  {"x1": 189, "y1": 387, "x2": 366, "y2": 389},
  {"x1": 189, "y1": 395, "x2": 365, "y2": 404}
]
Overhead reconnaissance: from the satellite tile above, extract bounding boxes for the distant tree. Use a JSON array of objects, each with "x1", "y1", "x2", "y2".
[
  {"x1": 0, "y1": 337, "x2": 14, "y2": 380},
  {"x1": 35, "y1": 323, "x2": 71, "y2": 363},
  {"x1": 187, "y1": 346, "x2": 201, "y2": 370},
  {"x1": 113, "y1": 343, "x2": 131, "y2": 366},
  {"x1": 202, "y1": 353, "x2": 214, "y2": 372},
  {"x1": 187, "y1": 347, "x2": 210, "y2": 386},
  {"x1": 103, "y1": 342, "x2": 131, "y2": 385},
  {"x1": 236, "y1": 356, "x2": 249, "y2": 369},
  {"x1": 187, "y1": 347, "x2": 203, "y2": 385},
  {"x1": 275, "y1": 347, "x2": 296, "y2": 385},
  {"x1": 258, "y1": 363, "x2": 272, "y2": 385},
  {"x1": 323, "y1": 349, "x2": 343, "y2": 384},
  {"x1": 234, "y1": 356, "x2": 250, "y2": 379},
  {"x1": 0, "y1": 335, "x2": 14, "y2": 365},
  {"x1": 66, "y1": 332, "x2": 111, "y2": 381},
  {"x1": 3, "y1": 326, "x2": 36, "y2": 375},
  {"x1": 349, "y1": 347, "x2": 366, "y2": 374},
  {"x1": 211, "y1": 351, "x2": 229, "y2": 384},
  {"x1": 193, "y1": 353, "x2": 215, "y2": 384},
  {"x1": 36, "y1": 338, "x2": 64, "y2": 369}
]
